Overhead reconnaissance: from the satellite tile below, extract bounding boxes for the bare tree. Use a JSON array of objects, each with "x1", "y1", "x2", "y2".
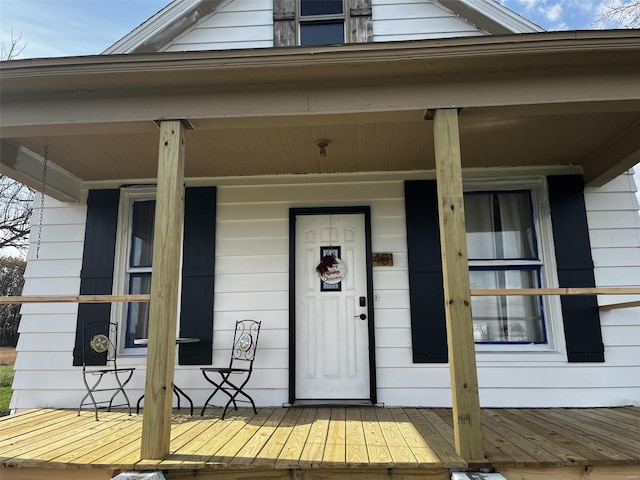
[
  {"x1": 0, "y1": 179, "x2": 33, "y2": 252},
  {"x1": 597, "y1": 0, "x2": 640, "y2": 28},
  {"x1": 1, "y1": 31, "x2": 33, "y2": 253},
  {"x1": 0, "y1": 33, "x2": 30, "y2": 352},
  {"x1": 0, "y1": 257, "x2": 25, "y2": 347},
  {"x1": 1, "y1": 29, "x2": 26, "y2": 60}
]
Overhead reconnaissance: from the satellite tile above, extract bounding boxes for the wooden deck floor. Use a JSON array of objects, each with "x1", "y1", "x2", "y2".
[{"x1": 0, "y1": 406, "x2": 639, "y2": 479}]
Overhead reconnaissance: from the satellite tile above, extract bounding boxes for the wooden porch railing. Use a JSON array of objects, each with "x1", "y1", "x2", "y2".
[
  {"x1": 2, "y1": 288, "x2": 639, "y2": 309},
  {"x1": 0, "y1": 294, "x2": 150, "y2": 304},
  {"x1": 470, "y1": 287, "x2": 640, "y2": 311}
]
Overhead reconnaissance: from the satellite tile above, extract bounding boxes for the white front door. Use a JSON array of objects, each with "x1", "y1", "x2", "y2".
[{"x1": 295, "y1": 213, "x2": 370, "y2": 400}]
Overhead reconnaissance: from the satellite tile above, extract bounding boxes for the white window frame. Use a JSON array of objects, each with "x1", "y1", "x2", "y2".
[
  {"x1": 463, "y1": 176, "x2": 566, "y2": 357},
  {"x1": 111, "y1": 186, "x2": 157, "y2": 355}
]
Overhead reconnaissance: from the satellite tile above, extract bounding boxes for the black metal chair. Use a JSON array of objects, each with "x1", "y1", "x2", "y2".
[
  {"x1": 77, "y1": 320, "x2": 135, "y2": 421},
  {"x1": 200, "y1": 319, "x2": 261, "y2": 419}
]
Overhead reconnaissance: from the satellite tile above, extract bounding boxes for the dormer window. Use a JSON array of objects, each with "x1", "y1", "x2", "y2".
[
  {"x1": 273, "y1": 0, "x2": 372, "y2": 48},
  {"x1": 299, "y1": 0, "x2": 345, "y2": 46}
]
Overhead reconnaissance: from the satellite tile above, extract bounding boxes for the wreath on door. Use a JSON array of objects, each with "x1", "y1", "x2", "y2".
[
  {"x1": 316, "y1": 255, "x2": 346, "y2": 284},
  {"x1": 316, "y1": 255, "x2": 337, "y2": 277}
]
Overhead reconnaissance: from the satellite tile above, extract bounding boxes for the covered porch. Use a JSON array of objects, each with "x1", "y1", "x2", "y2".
[
  {"x1": 1, "y1": 30, "x2": 640, "y2": 463},
  {"x1": 1, "y1": 406, "x2": 639, "y2": 480}
]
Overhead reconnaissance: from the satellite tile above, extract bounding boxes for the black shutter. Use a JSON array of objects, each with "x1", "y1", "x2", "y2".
[
  {"x1": 73, "y1": 190, "x2": 120, "y2": 366},
  {"x1": 178, "y1": 187, "x2": 217, "y2": 365},
  {"x1": 404, "y1": 180, "x2": 447, "y2": 363},
  {"x1": 547, "y1": 175, "x2": 604, "y2": 362}
]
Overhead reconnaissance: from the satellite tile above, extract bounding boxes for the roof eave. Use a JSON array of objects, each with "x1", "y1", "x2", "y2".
[
  {"x1": 453, "y1": 0, "x2": 544, "y2": 33},
  {"x1": 2, "y1": 31, "x2": 638, "y2": 95},
  {"x1": 102, "y1": 0, "x2": 230, "y2": 54}
]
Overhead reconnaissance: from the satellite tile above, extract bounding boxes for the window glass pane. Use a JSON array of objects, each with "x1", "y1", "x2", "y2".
[
  {"x1": 300, "y1": 0, "x2": 343, "y2": 17},
  {"x1": 127, "y1": 274, "x2": 152, "y2": 348},
  {"x1": 130, "y1": 201, "x2": 155, "y2": 267},
  {"x1": 470, "y1": 269, "x2": 545, "y2": 343},
  {"x1": 465, "y1": 192, "x2": 535, "y2": 260},
  {"x1": 300, "y1": 21, "x2": 344, "y2": 46}
]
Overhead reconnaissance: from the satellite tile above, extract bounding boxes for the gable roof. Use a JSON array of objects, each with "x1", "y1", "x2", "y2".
[
  {"x1": 442, "y1": 0, "x2": 543, "y2": 34},
  {"x1": 104, "y1": 0, "x2": 543, "y2": 55},
  {"x1": 103, "y1": 0, "x2": 230, "y2": 54}
]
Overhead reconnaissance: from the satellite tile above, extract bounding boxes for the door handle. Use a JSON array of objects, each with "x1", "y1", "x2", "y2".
[{"x1": 354, "y1": 313, "x2": 367, "y2": 320}]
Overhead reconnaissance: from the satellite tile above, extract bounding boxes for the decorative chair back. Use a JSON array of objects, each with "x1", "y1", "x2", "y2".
[
  {"x1": 77, "y1": 320, "x2": 135, "y2": 420},
  {"x1": 229, "y1": 319, "x2": 261, "y2": 367},
  {"x1": 200, "y1": 319, "x2": 261, "y2": 418},
  {"x1": 80, "y1": 321, "x2": 120, "y2": 369}
]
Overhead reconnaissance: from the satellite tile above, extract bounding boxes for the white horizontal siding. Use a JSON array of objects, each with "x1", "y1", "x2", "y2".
[
  {"x1": 587, "y1": 210, "x2": 640, "y2": 229},
  {"x1": 16, "y1": 332, "x2": 74, "y2": 353},
  {"x1": 372, "y1": 0, "x2": 485, "y2": 42},
  {"x1": 600, "y1": 307, "x2": 640, "y2": 326},
  {"x1": 166, "y1": 40, "x2": 273, "y2": 51},
  {"x1": 24, "y1": 259, "x2": 82, "y2": 278},
  {"x1": 17, "y1": 314, "x2": 76, "y2": 333},
  {"x1": 603, "y1": 325, "x2": 640, "y2": 346},
  {"x1": 581, "y1": 171, "x2": 640, "y2": 408},
  {"x1": 595, "y1": 266, "x2": 640, "y2": 286},
  {"x1": 590, "y1": 229, "x2": 640, "y2": 248},
  {"x1": 592, "y1": 247, "x2": 640, "y2": 267},
  {"x1": 11, "y1": 172, "x2": 640, "y2": 412},
  {"x1": 585, "y1": 192, "x2": 640, "y2": 211},
  {"x1": 478, "y1": 387, "x2": 640, "y2": 408},
  {"x1": 21, "y1": 278, "x2": 81, "y2": 295},
  {"x1": 159, "y1": 0, "x2": 489, "y2": 54},
  {"x1": 11, "y1": 196, "x2": 86, "y2": 412},
  {"x1": 162, "y1": 0, "x2": 273, "y2": 52}
]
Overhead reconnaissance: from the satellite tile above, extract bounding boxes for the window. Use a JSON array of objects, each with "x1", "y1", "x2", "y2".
[
  {"x1": 125, "y1": 200, "x2": 155, "y2": 348},
  {"x1": 273, "y1": 0, "x2": 371, "y2": 48},
  {"x1": 464, "y1": 182, "x2": 557, "y2": 345},
  {"x1": 75, "y1": 187, "x2": 216, "y2": 364},
  {"x1": 465, "y1": 191, "x2": 544, "y2": 343},
  {"x1": 299, "y1": 0, "x2": 345, "y2": 46},
  {"x1": 113, "y1": 188, "x2": 157, "y2": 350},
  {"x1": 405, "y1": 177, "x2": 589, "y2": 363}
]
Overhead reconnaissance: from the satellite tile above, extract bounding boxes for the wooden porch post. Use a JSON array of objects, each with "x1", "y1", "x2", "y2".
[
  {"x1": 140, "y1": 120, "x2": 186, "y2": 460},
  {"x1": 432, "y1": 108, "x2": 484, "y2": 460}
]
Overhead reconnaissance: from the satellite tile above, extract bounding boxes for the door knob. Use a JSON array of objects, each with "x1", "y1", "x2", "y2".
[{"x1": 354, "y1": 313, "x2": 367, "y2": 320}]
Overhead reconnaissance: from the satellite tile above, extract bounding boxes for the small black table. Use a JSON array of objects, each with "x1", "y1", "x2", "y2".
[{"x1": 134, "y1": 337, "x2": 199, "y2": 415}]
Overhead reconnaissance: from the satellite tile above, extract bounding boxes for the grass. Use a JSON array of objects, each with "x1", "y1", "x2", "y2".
[{"x1": 0, "y1": 365, "x2": 14, "y2": 415}]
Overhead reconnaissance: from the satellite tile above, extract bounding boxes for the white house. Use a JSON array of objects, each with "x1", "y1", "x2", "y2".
[{"x1": 2, "y1": 0, "x2": 640, "y2": 422}]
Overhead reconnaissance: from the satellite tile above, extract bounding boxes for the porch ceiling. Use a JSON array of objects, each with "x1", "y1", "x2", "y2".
[
  {"x1": 1, "y1": 31, "x2": 639, "y2": 202},
  {"x1": 4, "y1": 109, "x2": 639, "y2": 180}
]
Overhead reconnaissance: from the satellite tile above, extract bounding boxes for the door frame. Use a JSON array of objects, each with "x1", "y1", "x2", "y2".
[{"x1": 289, "y1": 206, "x2": 377, "y2": 405}]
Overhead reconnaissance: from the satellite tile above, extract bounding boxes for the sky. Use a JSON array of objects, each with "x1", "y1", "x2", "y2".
[{"x1": 0, "y1": 0, "x2": 635, "y2": 59}]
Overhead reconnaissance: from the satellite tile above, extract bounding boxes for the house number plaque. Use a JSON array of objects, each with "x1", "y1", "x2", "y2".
[{"x1": 372, "y1": 253, "x2": 393, "y2": 266}]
